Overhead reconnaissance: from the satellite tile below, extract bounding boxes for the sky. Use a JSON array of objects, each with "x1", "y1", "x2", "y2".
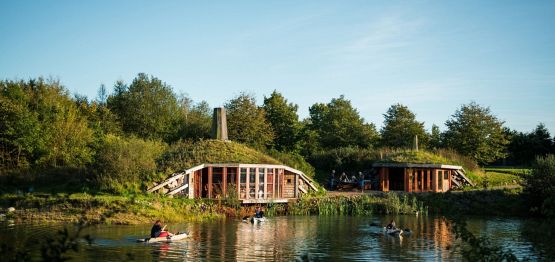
[{"x1": 1, "y1": 0, "x2": 554, "y2": 133}]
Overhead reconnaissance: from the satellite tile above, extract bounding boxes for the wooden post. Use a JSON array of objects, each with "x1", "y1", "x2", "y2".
[
  {"x1": 294, "y1": 173, "x2": 299, "y2": 198},
  {"x1": 418, "y1": 169, "x2": 426, "y2": 192},
  {"x1": 245, "y1": 168, "x2": 249, "y2": 199},
  {"x1": 432, "y1": 169, "x2": 437, "y2": 192},
  {"x1": 223, "y1": 167, "x2": 227, "y2": 197},
  {"x1": 404, "y1": 168, "x2": 410, "y2": 192},
  {"x1": 208, "y1": 166, "x2": 213, "y2": 199},
  {"x1": 427, "y1": 169, "x2": 431, "y2": 191},
  {"x1": 264, "y1": 168, "x2": 268, "y2": 199},
  {"x1": 254, "y1": 168, "x2": 259, "y2": 199},
  {"x1": 188, "y1": 172, "x2": 193, "y2": 198},
  {"x1": 236, "y1": 167, "x2": 240, "y2": 198}
]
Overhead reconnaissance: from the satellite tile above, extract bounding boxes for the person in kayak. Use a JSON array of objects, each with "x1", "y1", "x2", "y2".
[
  {"x1": 254, "y1": 206, "x2": 264, "y2": 218},
  {"x1": 151, "y1": 220, "x2": 174, "y2": 238},
  {"x1": 386, "y1": 220, "x2": 396, "y2": 230}
]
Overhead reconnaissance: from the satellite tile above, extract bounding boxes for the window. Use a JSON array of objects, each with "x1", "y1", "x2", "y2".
[
  {"x1": 444, "y1": 171, "x2": 449, "y2": 180},
  {"x1": 267, "y1": 169, "x2": 274, "y2": 198},
  {"x1": 258, "y1": 168, "x2": 265, "y2": 199},
  {"x1": 240, "y1": 168, "x2": 247, "y2": 198},
  {"x1": 287, "y1": 179, "x2": 292, "y2": 184},
  {"x1": 438, "y1": 170, "x2": 443, "y2": 190},
  {"x1": 249, "y1": 168, "x2": 256, "y2": 198}
]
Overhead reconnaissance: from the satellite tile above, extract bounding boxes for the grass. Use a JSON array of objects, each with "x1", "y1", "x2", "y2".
[
  {"x1": 288, "y1": 193, "x2": 427, "y2": 216},
  {"x1": 464, "y1": 167, "x2": 530, "y2": 189},
  {"x1": 160, "y1": 139, "x2": 281, "y2": 174},
  {"x1": 417, "y1": 188, "x2": 527, "y2": 217},
  {"x1": 376, "y1": 149, "x2": 454, "y2": 165},
  {"x1": 483, "y1": 167, "x2": 531, "y2": 176},
  {"x1": 0, "y1": 193, "x2": 227, "y2": 224}
]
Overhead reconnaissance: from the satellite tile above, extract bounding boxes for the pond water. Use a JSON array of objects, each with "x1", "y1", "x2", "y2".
[{"x1": 0, "y1": 215, "x2": 548, "y2": 261}]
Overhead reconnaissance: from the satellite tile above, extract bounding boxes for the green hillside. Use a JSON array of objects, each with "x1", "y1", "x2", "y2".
[{"x1": 159, "y1": 139, "x2": 281, "y2": 173}]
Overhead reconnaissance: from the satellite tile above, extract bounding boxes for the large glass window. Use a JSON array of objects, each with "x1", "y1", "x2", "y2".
[
  {"x1": 240, "y1": 168, "x2": 247, "y2": 199},
  {"x1": 267, "y1": 169, "x2": 274, "y2": 198},
  {"x1": 226, "y1": 168, "x2": 237, "y2": 197},
  {"x1": 258, "y1": 168, "x2": 265, "y2": 199},
  {"x1": 212, "y1": 167, "x2": 223, "y2": 198},
  {"x1": 249, "y1": 168, "x2": 256, "y2": 198}
]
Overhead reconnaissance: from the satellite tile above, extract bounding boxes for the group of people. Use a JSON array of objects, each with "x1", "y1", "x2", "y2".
[{"x1": 329, "y1": 170, "x2": 367, "y2": 190}]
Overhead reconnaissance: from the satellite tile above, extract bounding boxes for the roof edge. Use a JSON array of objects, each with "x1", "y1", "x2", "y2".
[{"x1": 372, "y1": 162, "x2": 462, "y2": 169}]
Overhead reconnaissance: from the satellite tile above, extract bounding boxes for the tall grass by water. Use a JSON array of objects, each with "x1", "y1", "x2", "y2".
[{"x1": 288, "y1": 193, "x2": 427, "y2": 216}]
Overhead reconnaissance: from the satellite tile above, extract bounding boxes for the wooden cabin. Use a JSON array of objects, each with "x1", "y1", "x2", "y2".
[
  {"x1": 148, "y1": 163, "x2": 317, "y2": 203},
  {"x1": 373, "y1": 163, "x2": 473, "y2": 192}
]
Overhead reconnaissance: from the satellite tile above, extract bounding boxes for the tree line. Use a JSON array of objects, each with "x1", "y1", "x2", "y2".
[{"x1": 1, "y1": 74, "x2": 554, "y2": 180}]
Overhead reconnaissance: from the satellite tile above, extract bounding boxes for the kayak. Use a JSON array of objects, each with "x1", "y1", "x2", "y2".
[
  {"x1": 383, "y1": 227, "x2": 403, "y2": 235},
  {"x1": 250, "y1": 217, "x2": 267, "y2": 223},
  {"x1": 136, "y1": 232, "x2": 189, "y2": 243}
]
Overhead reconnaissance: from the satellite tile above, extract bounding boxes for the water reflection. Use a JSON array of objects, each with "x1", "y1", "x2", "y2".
[{"x1": 0, "y1": 216, "x2": 546, "y2": 261}]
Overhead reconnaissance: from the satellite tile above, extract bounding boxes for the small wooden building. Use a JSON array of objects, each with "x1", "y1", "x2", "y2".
[
  {"x1": 373, "y1": 163, "x2": 472, "y2": 192},
  {"x1": 149, "y1": 163, "x2": 317, "y2": 203}
]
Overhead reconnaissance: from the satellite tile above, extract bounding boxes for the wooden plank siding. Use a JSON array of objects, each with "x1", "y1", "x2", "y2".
[
  {"x1": 148, "y1": 163, "x2": 316, "y2": 202},
  {"x1": 373, "y1": 163, "x2": 465, "y2": 193}
]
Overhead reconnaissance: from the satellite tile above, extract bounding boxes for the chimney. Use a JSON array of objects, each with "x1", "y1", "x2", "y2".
[
  {"x1": 211, "y1": 107, "x2": 228, "y2": 140},
  {"x1": 414, "y1": 135, "x2": 419, "y2": 152}
]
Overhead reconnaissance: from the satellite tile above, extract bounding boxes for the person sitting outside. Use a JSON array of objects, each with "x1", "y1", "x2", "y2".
[
  {"x1": 151, "y1": 220, "x2": 174, "y2": 238},
  {"x1": 339, "y1": 172, "x2": 348, "y2": 183},
  {"x1": 254, "y1": 206, "x2": 264, "y2": 218},
  {"x1": 329, "y1": 170, "x2": 336, "y2": 190},
  {"x1": 386, "y1": 220, "x2": 396, "y2": 230},
  {"x1": 358, "y1": 172, "x2": 365, "y2": 189}
]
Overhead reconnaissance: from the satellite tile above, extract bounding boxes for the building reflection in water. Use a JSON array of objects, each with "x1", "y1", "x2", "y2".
[{"x1": 152, "y1": 216, "x2": 458, "y2": 261}]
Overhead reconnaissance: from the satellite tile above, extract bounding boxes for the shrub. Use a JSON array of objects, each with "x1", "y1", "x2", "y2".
[
  {"x1": 524, "y1": 154, "x2": 555, "y2": 217},
  {"x1": 93, "y1": 134, "x2": 166, "y2": 193}
]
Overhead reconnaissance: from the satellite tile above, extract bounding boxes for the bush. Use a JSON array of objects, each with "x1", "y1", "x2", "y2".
[
  {"x1": 524, "y1": 154, "x2": 555, "y2": 217},
  {"x1": 93, "y1": 134, "x2": 166, "y2": 193}
]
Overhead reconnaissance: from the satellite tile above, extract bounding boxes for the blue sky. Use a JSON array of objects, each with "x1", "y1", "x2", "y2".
[{"x1": 1, "y1": 1, "x2": 554, "y2": 133}]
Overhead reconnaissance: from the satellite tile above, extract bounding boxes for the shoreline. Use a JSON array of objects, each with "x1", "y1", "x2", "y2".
[{"x1": 0, "y1": 188, "x2": 528, "y2": 225}]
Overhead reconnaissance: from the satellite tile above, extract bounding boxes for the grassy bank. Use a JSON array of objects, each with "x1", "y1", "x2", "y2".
[
  {"x1": 0, "y1": 193, "x2": 227, "y2": 224},
  {"x1": 1, "y1": 192, "x2": 429, "y2": 224},
  {"x1": 0, "y1": 188, "x2": 531, "y2": 225},
  {"x1": 417, "y1": 188, "x2": 527, "y2": 216}
]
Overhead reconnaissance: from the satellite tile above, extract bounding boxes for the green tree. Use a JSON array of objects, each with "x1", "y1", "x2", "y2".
[
  {"x1": 175, "y1": 95, "x2": 212, "y2": 140},
  {"x1": 0, "y1": 78, "x2": 94, "y2": 168},
  {"x1": 0, "y1": 95, "x2": 40, "y2": 169},
  {"x1": 307, "y1": 95, "x2": 379, "y2": 150},
  {"x1": 107, "y1": 73, "x2": 180, "y2": 142},
  {"x1": 263, "y1": 90, "x2": 302, "y2": 152},
  {"x1": 507, "y1": 123, "x2": 553, "y2": 165},
  {"x1": 443, "y1": 102, "x2": 508, "y2": 164},
  {"x1": 429, "y1": 124, "x2": 442, "y2": 150},
  {"x1": 225, "y1": 93, "x2": 274, "y2": 149},
  {"x1": 380, "y1": 104, "x2": 428, "y2": 148}
]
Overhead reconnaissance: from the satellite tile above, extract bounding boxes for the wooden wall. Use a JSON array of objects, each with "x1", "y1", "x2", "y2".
[{"x1": 283, "y1": 172, "x2": 296, "y2": 198}]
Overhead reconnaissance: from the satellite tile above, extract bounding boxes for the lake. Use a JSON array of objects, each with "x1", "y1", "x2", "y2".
[{"x1": 0, "y1": 215, "x2": 548, "y2": 261}]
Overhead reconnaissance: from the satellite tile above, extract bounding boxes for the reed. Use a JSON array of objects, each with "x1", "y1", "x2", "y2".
[{"x1": 287, "y1": 193, "x2": 427, "y2": 216}]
